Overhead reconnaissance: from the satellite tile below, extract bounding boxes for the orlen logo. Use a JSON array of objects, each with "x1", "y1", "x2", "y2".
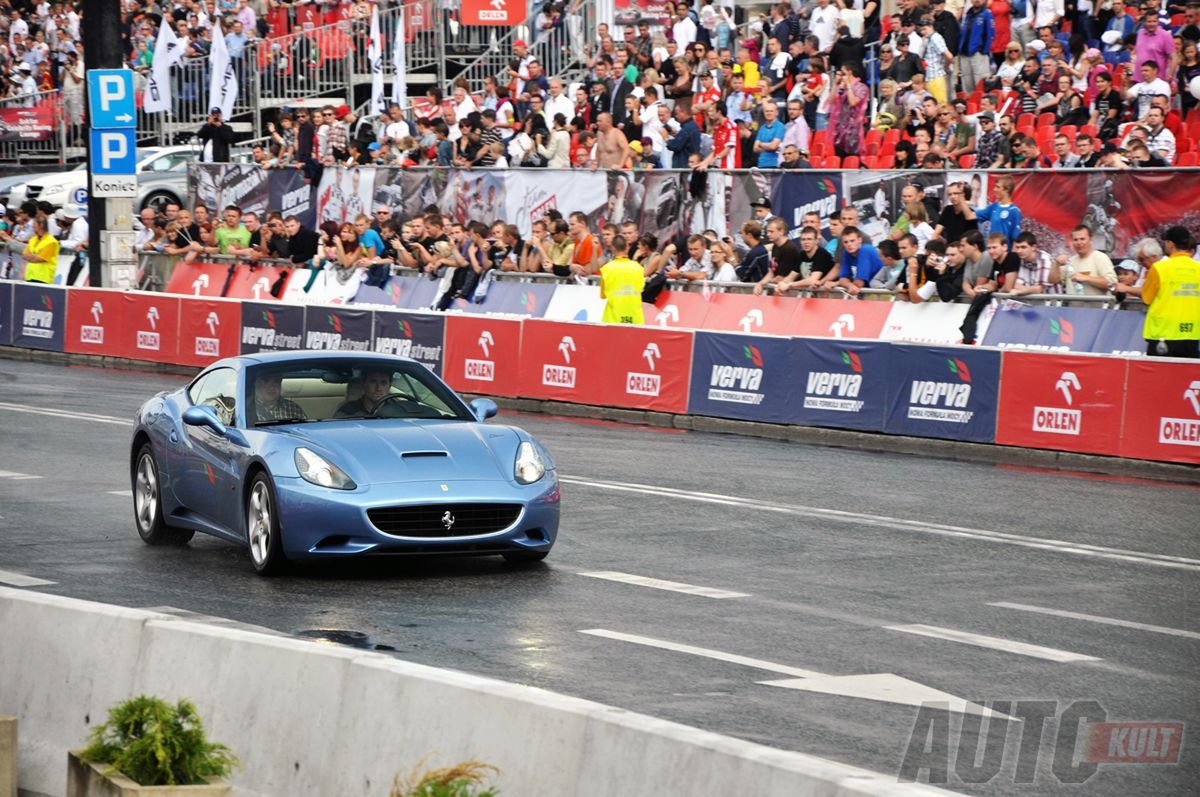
[
  {"x1": 465, "y1": 330, "x2": 495, "y2": 382},
  {"x1": 249, "y1": 276, "x2": 272, "y2": 301},
  {"x1": 543, "y1": 336, "x2": 577, "y2": 388},
  {"x1": 1158, "y1": 380, "x2": 1200, "y2": 447},
  {"x1": 655, "y1": 304, "x2": 680, "y2": 327},
  {"x1": 1033, "y1": 372, "x2": 1082, "y2": 436},
  {"x1": 80, "y1": 300, "x2": 105, "y2": 344},
  {"x1": 707, "y1": 345, "x2": 764, "y2": 405},
  {"x1": 738, "y1": 308, "x2": 764, "y2": 333},
  {"x1": 803, "y1": 350, "x2": 864, "y2": 412},
  {"x1": 137, "y1": 306, "x2": 162, "y2": 351},
  {"x1": 907, "y1": 358, "x2": 974, "y2": 423},
  {"x1": 626, "y1": 342, "x2": 661, "y2": 396},
  {"x1": 828, "y1": 313, "x2": 855, "y2": 338},
  {"x1": 21, "y1": 293, "x2": 55, "y2": 338},
  {"x1": 1050, "y1": 317, "x2": 1076, "y2": 345},
  {"x1": 195, "y1": 311, "x2": 221, "y2": 357}
]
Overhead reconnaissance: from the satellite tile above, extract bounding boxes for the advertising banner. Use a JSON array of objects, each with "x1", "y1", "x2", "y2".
[
  {"x1": 372, "y1": 310, "x2": 445, "y2": 374},
  {"x1": 189, "y1": 163, "x2": 269, "y2": 220},
  {"x1": 884, "y1": 344, "x2": 1002, "y2": 443},
  {"x1": 10, "y1": 284, "x2": 65, "y2": 351},
  {"x1": 224, "y1": 265, "x2": 293, "y2": 302},
  {"x1": 597, "y1": 325, "x2": 693, "y2": 413},
  {"x1": 996, "y1": 352, "x2": 1128, "y2": 456},
  {"x1": 543, "y1": 284, "x2": 607, "y2": 323},
  {"x1": 351, "y1": 275, "x2": 440, "y2": 310},
  {"x1": 289, "y1": 269, "x2": 364, "y2": 306},
  {"x1": 443, "y1": 314, "x2": 522, "y2": 396},
  {"x1": 0, "y1": 107, "x2": 56, "y2": 141},
  {"x1": 772, "y1": 172, "x2": 843, "y2": 239},
  {"x1": 792, "y1": 339, "x2": 890, "y2": 431},
  {"x1": 177, "y1": 298, "x2": 241, "y2": 367},
  {"x1": 789, "y1": 297, "x2": 892, "y2": 339},
  {"x1": 65, "y1": 289, "x2": 124, "y2": 356},
  {"x1": 120, "y1": 292, "x2": 181, "y2": 363},
  {"x1": 647, "y1": 290, "x2": 711, "y2": 330},
  {"x1": 687, "y1": 332, "x2": 801, "y2": 423},
  {"x1": 0, "y1": 282, "x2": 12, "y2": 346},
  {"x1": 1119, "y1": 359, "x2": 1200, "y2": 464},
  {"x1": 980, "y1": 304, "x2": 1112, "y2": 353},
  {"x1": 473, "y1": 280, "x2": 555, "y2": 317},
  {"x1": 517, "y1": 319, "x2": 608, "y2": 404},
  {"x1": 302, "y1": 305, "x2": 374, "y2": 351},
  {"x1": 267, "y1": 167, "x2": 316, "y2": 231},
  {"x1": 502, "y1": 171, "x2": 607, "y2": 237},
  {"x1": 1091, "y1": 310, "x2": 1147, "y2": 357},
  {"x1": 701, "y1": 292, "x2": 800, "y2": 336},
  {"x1": 460, "y1": 0, "x2": 527, "y2": 26},
  {"x1": 164, "y1": 262, "x2": 230, "y2": 298},
  {"x1": 879, "y1": 302, "x2": 970, "y2": 345},
  {"x1": 240, "y1": 301, "x2": 305, "y2": 354}
]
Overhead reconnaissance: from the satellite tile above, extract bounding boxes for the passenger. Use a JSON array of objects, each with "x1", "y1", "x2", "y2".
[{"x1": 253, "y1": 373, "x2": 306, "y2": 422}]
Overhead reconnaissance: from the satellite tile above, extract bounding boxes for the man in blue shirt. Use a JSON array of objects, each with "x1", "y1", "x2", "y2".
[
  {"x1": 665, "y1": 103, "x2": 700, "y2": 168},
  {"x1": 753, "y1": 101, "x2": 786, "y2": 168},
  {"x1": 974, "y1": 175, "x2": 1022, "y2": 245},
  {"x1": 957, "y1": 0, "x2": 994, "y2": 95},
  {"x1": 827, "y1": 226, "x2": 884, "y2": 295}
]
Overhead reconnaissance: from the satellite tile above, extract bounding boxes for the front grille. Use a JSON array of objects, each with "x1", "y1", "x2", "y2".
[{"x1": 367, "y1": 503, "x2": 522, "y2": 537}]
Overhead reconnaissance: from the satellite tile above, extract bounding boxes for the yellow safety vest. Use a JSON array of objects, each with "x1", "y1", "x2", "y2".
[
  {"x1": 24, "y1": 234, "x2": 59, "y2": 285},
  {"x1": 1143, "y1": 254, "x2": 1200, "y2": 341},
  {"x1": 600, "y1": 258, "x2": 645, "y2": 325}
]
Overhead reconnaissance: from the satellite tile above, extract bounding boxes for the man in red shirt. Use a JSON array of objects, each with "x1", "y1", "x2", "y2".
[
  {"x1": 693, "y1": 71, "x2": 722, "y2": 128},
  {"x1": 699, "y1": 101, "x2": 739, "y2": 169},
  {"x1": 568, "y1": 211, "x2": 601, "y2": 276}
]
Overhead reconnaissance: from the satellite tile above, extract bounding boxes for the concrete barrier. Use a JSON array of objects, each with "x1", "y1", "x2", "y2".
[
  {"x1": 1, "y1": 715, "x2": 14, "y2": 797},
  {"x1": 0, "y1": 587, "x2": 951, "y2": 797}
]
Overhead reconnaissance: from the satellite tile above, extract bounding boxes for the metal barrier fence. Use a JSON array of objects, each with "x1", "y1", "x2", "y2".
[{"x1": 0, "y1": 89, "x2": 70, "y2": 165}]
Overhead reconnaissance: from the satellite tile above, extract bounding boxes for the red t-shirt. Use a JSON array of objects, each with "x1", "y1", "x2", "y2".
[
  {"x1": 712, "y1": 117, "x2": 740, "y2": 169},
  {"x1": 694, "y1": 87, "x2": 722, "y2": 128}
]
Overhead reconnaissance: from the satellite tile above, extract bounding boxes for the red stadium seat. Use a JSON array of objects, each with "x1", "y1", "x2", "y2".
[
  {"x1": 878, "y1": 141, "x2": 895, "y2": 157},
  {"x1": 810, "y1": 141, "x2": 828, "y2": 157},
  {"x1": 1037, "y1": 112, "x2": 1056, "y2": 128},
  {"x1": 824, "y1": 155, "x2": 841, "y2": 168},
  {"x1": 866, "y1": 141, "x2": 881, "y2": 156},
  {"x1": 1178, "y1": 136, "x2": 1193, "y2": 154},
  {"x1": 842, "y1": 155, "x2": 860, "y2": 169},
  {"x1": 1166, "y1": 111, "x2": 1182, "y2": 135},
  {"x1": 1179, "y1": 152, "x2": 1198, "y2": 167},
  {"x1": 1081, "y1": 124, "x2": 1099, "y2": 139},
  {"x1": 1059, "y1": 125, "x2": 1077, "y2": 142},
  {"x1": 884, "y1": 128, "x2": 901, "y2": 145},
  {"x1": 1017, "y1": 112, "x2": 1035, "y2": 128},
  {"x1": 865, "y1": 128, "x2": 882, "y2": 147},
  {"x1": 862, "y1": 155, "x2": 878, "y2": 169},
  {"x1": 878, "y1": 155, "x2": 896, "y2": 168},
  {"x1": 1017, "y1": 125, "x2": 1036, "y2": 140}
]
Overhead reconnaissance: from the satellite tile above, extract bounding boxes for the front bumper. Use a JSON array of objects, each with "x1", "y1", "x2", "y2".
[{"x1": 273, "y1": 473, "x2": 561, "y2": 560}]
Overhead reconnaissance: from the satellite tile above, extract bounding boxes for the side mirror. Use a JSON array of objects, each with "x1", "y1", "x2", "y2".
[
  {"x1": 183, "y1": 405, "x2": 228, "y2": 437},
  {"x1": 469, "y1": 398, "x2": 498, "y2": 423}
]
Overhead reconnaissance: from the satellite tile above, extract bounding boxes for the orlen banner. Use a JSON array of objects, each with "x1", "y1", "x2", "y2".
[
  {"x1": 884, "y1": 344, "x2": 1002, "y2": 443},
  {"x1": 119, "y1": 293, "x2": 181, "y2": 363},
  {"x1": 460, "y1": 0, "x2": 527, "y2": 25},
  {"x1": 519, "y1": 319, "x2": 608, "y2": 405},
  {"x1": 165, "y1": 262, "x2": 230, "y2": 298},
  {"x1": 303, "y1": 305, "x2": 373, "y2": 351},
  {"x1": 597, "y1": 325, "x2": 693, "y2": 413},
  {"x1": 792, "y1": 339, "x2": 889, "y2": 431},
  {"x1": 225, "y1": 266, "x2": 293, "y2": 302},
  {"x1": 701, "y1": 293, "x2": 801, "y2": 337},
  {"x1": 647, "y1": 291, "x2": 711, "y2": 330},
  {"x1": 65, "y1": 289, "x2": 123, "y2": 356},
  {"x1": 443, "y1": 314, "x2": 522, "y2": 397},
  {"x1": 11, "y1": 284, "x2": 65, "y2": 351},
  {"x1": 687, "y1": 332, "x2": 800, "y2": 423},
  {"x1": 1119, "y1": 359, "x2": 1200, "y2": 464},
  {"x1": 789, "y1": 298, "x2": 892, "y2": 339},
  {"x1": 0, "y1": 282, "x2": 11, "y2": 345},
  {"x1": 240, "y1": 301, "x2": 305, "y2": 354},
  {"x1": 373, "y1": 310, "x2": 446, "y2": 374},
  {"x1": 996, "y1": 352, "x2": 1129, "y2": 456},
  {"x1": 177, "y1": 298, "x2": 241, "y2": 367}
]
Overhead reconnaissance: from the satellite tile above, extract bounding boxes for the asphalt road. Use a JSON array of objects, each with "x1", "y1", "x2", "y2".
[{"x1": 0, "y1": 357, "x2": 1197, "y2": 796}]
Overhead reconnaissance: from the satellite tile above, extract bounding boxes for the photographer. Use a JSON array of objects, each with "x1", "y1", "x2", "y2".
[{"x1": 198, "y1": 108, "x2": 236, "y2": 163}]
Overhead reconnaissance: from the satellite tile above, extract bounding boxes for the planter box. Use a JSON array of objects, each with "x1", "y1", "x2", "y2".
[{"x1": 67, "y1": 751, "x2": 231, "y2": 797}]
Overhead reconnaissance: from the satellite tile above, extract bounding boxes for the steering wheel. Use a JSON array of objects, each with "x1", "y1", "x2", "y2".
[{"x1": 371, "y1": 393, "x2": 424, "y2": 416}]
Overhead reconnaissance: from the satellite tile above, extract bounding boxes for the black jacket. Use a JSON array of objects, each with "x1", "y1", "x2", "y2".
[
  {"x1": 198, "y1": 121, "x2": 236, "y2": 163},
  {"x1": 287, "y1": 226, "x2": 321, "y2": 264}
]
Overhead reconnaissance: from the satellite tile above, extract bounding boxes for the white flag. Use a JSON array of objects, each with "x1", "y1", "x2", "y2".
[
  {"x1": 143, "y1": 21, "x2": 185, "y2": 114},
  {"x1": 368, "y1": 6, "x2": 386, "y2": 116},
  {"x1": 207, "y1": 19, "x2": 238, "y2": 118},
  {"x1": 391, "y1": 5, "x2": 407, "y2": 108}
]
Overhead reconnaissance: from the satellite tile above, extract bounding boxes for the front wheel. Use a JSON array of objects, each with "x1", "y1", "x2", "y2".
[
  {"x1": 133, "y1": 445, "x2": 194, "y2": 546},
  {"x1": 246, "y1": 473, "x2": 287, "y2": 575}
]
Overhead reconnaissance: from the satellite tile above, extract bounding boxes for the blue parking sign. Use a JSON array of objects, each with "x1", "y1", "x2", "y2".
[
  {"x1": 87, "y1": 69, "x2": 136, "y2": 129},
  {"x1": 88, "y1": 129, "x2": 138, "y2": 175}
]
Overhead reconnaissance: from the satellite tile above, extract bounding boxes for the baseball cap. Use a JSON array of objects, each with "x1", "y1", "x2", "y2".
[
  {"x1": 368, "y1": 142, "x2": 381, "y2": 151},
  {"x1": 513, "y1": 39, "x2": 528, "y2": 48},
  {"x1": 209, "y1": 106, "x2": 222, "y2": 114},
  {"x1": 978, "y1": 111, "x2": 995, "y2": 121},
  {"x1": 629, "y1": 140, "x2": 644, "y2": 154},
  {"x1": 335, "y1": 104, "x2": 351, "y2": 119},
  {"x1": 1115, "y1": 259, "x2": 1140, "y2": 271},
  {"x1": 750, "y1": 197, "x2": 772, "y2": 209},
  {"x1": 1028, "y1": 40, "x2": 1046, "y2": 52},
  {"x1": 917, "y1": 17, "x2": 934, "y2": 26}
]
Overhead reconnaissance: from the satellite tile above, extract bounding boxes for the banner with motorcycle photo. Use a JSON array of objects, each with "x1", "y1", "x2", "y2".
[{"x1": 189, "y1": 165, "x2": 1200, "y2": 259}]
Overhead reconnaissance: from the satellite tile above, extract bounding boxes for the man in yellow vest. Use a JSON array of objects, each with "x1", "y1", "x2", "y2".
[
  {"x1": 22, "y1": 215, "x2": 60, "y2": 285},
  {"x1": 599, "y1": 234, "x2": 645, "y2": 325},
  {"x1": 1143, "y1": 226, "x2": 1200, "y2": 358}
]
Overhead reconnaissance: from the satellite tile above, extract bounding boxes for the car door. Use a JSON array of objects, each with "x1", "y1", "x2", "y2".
[{"x1": 173, "y1": 367, "x2": 242, "y2": 533}]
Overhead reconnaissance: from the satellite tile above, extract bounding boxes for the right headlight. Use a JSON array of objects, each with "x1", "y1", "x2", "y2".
[
  {"x1": 295, "y1": 447, "x2": 356, "y2": 490},
  {"x1": 514, "y1": 441, "x2": 545, "y2": 484}
]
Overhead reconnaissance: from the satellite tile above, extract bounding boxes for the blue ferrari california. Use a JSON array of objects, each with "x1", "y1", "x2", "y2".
[{"x1": 129, "y1": 351, "x2": 559, "y2": 574}]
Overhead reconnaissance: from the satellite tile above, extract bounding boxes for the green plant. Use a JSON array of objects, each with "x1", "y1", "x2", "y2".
[
  {"x1": 80, "y1": 696, "x2": 239, "y2": 786},
  {"x1": 389, "y1": 758, "x2": 500, "y2": 797}
]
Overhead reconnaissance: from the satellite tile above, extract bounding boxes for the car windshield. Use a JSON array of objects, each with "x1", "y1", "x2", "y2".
[{"x1": 247, "y1": 361, "x2": 472, "y2": 426}]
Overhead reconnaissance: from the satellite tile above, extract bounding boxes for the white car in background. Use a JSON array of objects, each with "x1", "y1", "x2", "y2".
[{"x1": 6, "y1": 146, "x2": 203, "y2": 211}]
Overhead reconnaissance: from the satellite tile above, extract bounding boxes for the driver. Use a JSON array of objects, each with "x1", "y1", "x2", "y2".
[
  {"x1": 253, "y1": 373, "x2": 306, "y2": 422},
  {"x1": 335, "y1": 369, "x2": 398, "y2": 417}
]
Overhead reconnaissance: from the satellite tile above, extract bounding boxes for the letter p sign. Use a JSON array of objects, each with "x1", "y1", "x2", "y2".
[
  {"x1": 100, "y1": 132, "x2": 127, "y2": 170},
  {"x1": 88, "y1": 129, "x2": 137, "y2": 175}
]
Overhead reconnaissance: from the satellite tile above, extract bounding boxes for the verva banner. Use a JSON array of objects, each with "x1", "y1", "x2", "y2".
[
  {"x1": 372, "y1": 310, "x2": 446, "y2": 375},
  {"x1": 240, "y1": 301, "x2": 306, "y2": 354},
  {"x1": 225, "y1": 266, "x2": 293, "y2": 302},
  {"x1": 65, "y1": 289, "x2": 123, "y2": 356},
  {"x1": 119, "y1": 292, "x2": 181, "y2": 363},
  {"x1": 518, "y1": 319, "x2": 609, "y2": 405},
  {"x1": 165, "y1": 262, "x2": 230, "y2": 298},
  {"x1": 791, "y1": 339, "x2": 890, "y2": 431},
  {"x1": 10, "y1": 284, "x2": 65, "y2": 351},
  {"x1": 883, "y1": 344, "x2": 1002, "y2": 443},
  {"x1": 1119, "y1": 359, "x2": 1200, "y2": 464},
  {"x1": 981, "y1": 304, "x2": 1111, "y2": 353},
  {"x1": 460, "y1": 0, "x2": 527, "y2": 27},
  {"x1": 443, "y1": 314, "x2": 522, "y2": 396},
  {"x1": 789, "y1": 297, "x2": 892, "y2": 339},
  {"x1": 303, "y1": 305, "x2": 374, "y2": 351},
  {"x1": 0, "y1": 282, "x2": 12, "y2": 345},
  {"x1": 687, "y1": 332, "x2": 800, "y2": 423},
  {"x1": 995, "y1": 352, "x2": 1128, "y2": 456},
  {"x1": 177, "y1": 298, "x2": 241, "y2": 367}
]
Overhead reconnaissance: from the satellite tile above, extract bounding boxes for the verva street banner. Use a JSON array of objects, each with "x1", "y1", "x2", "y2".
[
  {"x1": 1119, "y1": 359, "x2": 1200, "y2": 464},
  {"x1": 460, "y1": 0, "x2": 528, "y2": 26},
  {"x1": 1091, "y1": 307, "x2": 1149, "y2": 356},
  {"x1": 981, "y1": 304, "x2": 1113, "y2": 353},
  {"x1": 791, "y1": 339, "x2": 890, "y2": 431},
  {"x1": 177, "y1": 298, "x2": 241, "y2": 367},
  {"x1": 10, "y1": 284, "x2": 65, "y2": 351},
  {"x1": 995, "y1": 351, "x2": 1128, "y2": 456},
  {"x1": 303, "y1": 305, "x2": 374, "y2": 351},
  {"x1": 443, "y1": 314, "x2": 523, "y2": 396},
  {"x1": 884, "y1": 344, "x2": 1002, "y2": 443},
  {"x1": 687, "y1": 332, "x2": 801, "y2": 424},
  {"x1": 240, "y1": 301, "x2": 305, "y2": 354},
  {"x1": 372, "y1": 310, "x2": 446, "y2": 375}
]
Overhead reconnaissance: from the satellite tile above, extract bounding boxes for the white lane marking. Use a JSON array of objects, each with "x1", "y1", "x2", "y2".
[
  {"x1": 579, "y1": 571, "x2": 749, "y2": 599},
  {"x1": 0, "y1": 569, "x2": 56, "y2": 587},
  {"x1": 884, "y1": 624, "x2": 1102, "y2": 663},
  {"x1": 0, "y1": 401, "x2": 133, "y2": 426},
  {"x1": 989, "y1": 602, "x2": 1200, "y2": 641},
  {"x1": 559, "y1": 476, "x2": 1200, "y2": 573},
  {"x1": 108, "y1": 490, "x2": 132, "y2": 497},
  {"x1": 580, "y1": 628, "x2": 826, "y2": 678},
  {"x1": 0, "y1": 470, "x2": 43, "y2": 480}
]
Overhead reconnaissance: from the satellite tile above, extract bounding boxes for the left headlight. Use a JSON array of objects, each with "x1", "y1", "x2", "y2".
[
  {"x1": 295, "y1": 447, "x2": 357, "y2": 490},
  {"x1": 514, "y1": 441, "x2": 545, "y2": 484}
]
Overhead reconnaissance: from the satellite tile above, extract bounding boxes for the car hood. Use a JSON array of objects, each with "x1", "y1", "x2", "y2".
[{"x1": 279, "y1": 420, "x2": 522, "y2": 485}]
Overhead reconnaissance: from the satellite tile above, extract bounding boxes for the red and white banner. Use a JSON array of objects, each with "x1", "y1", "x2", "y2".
[
  {"x1": 996, "y1": 352, "x2": 1128, "y2": 456},
  {"x1": 119, "y1": 293, "x2": 181, "y2": 362},
  {"x1": 1119, "y1": 359, "x2": 1200, "y2": 464},
  {"x1": 64, "y1": 289, "x2": 124, "y2": 356},
  {"x1": 789, "y1": 298, "x2": 892, "y2": 339},
  {"x1": 165, "y1": 262, "x2": 229, "y2": 298},
  {"x1": 443, "y1": 314, "x2": 522, "y2": 397},
  {"x1": 460, "y1": 0, "x2": 527, "y2": 26},
  {"x1": 519, "y1": 319, "x2": 608, "y2": 404},
  {"x1": 0, "y1": 107, "x2": 55, "y2": 141},
  {"x1": 647, "y1": 290, "x2": 710, "y2": 330},
  {"x1": 177, "y1": 298, "x2": 241, "y2": 367},
  {"x1": 701, "y1": 292, "x2": 799, "y2": 336},
  {"x1": 225, "y1": 265, "x2": 293, "y2": 302}
]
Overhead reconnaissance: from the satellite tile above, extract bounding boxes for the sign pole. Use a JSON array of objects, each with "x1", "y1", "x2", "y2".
[{"x1": 82, "y1": 0, "x2": 136, "y2": 289}]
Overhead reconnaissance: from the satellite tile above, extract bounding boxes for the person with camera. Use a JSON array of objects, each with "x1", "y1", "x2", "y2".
[{"x1": 199, "y1": 107, "x2": 236, "y2": 163}]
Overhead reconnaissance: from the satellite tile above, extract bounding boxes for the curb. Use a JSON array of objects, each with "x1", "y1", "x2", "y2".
[{"x1": 4, "y1": 346, "x2": 1195, "y2": 486}]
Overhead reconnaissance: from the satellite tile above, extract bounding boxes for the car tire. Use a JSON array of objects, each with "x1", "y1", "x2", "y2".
[
  {"x1": 246, "y1": 472, "x2": 287, "y2": 576},
  {"x1": 133, "y1": 444, "x2": 194, "y2": 546},
  {"x1": 141, "y1": 190, "x2": 179, "y2": 216},
  {"x1": 502, "y1": 550, "x2": 549, "y2": 564}
]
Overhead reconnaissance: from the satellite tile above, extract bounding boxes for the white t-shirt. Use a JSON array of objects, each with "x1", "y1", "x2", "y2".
[
  {"x1": 810, "y1": 6, "x2": 838, "y2": 52},
  {"x1": 383, "y1": 119, "x2": 411, "y2": 143},
  {"x1": 1129, "y1": 78, "x2": 1170, "y2": 119},
  {"x1": 672, "y1": 17, "x2": 698, "y2": 51}
]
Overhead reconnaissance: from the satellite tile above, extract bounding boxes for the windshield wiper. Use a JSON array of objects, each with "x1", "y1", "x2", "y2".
[{"x1": 255, "y1": 417, "x2": 318, "y2": 427}]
